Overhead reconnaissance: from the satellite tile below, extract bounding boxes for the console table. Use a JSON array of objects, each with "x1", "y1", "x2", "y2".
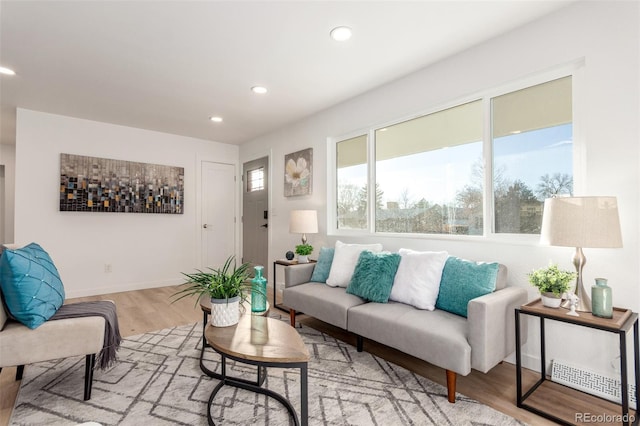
[{"x1": 515, "y1": 299, "x2": 639, "y2": 425}]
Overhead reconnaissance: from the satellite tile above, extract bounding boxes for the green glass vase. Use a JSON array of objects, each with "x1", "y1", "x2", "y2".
[
  {"x1": 251, "y1": 265, "x2": 267, "y2": 313},
  {"x1": 591, "y1": 278, "x2": 613, "y2": 318}
]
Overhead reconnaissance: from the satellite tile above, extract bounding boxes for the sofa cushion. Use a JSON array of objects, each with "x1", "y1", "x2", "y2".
[
  {"x1": 389, "y1": 249, "x2": 449, "y2": 310},
  {"x1": 0, "y1": 315, "x2": 105, "y2": 368},
  {"x1": 326, "y1": 241, "x2": 383, "y2": 288},
  {"x1": 435, "y1": 257, "x2": 499, "y2": 317},
  {"x1": 0, "y1": 243, "x2": 65, "y2": 329},
  {"x1": 347, "y1": 301, "x2": 472, "y2": 375},
  {"x1": 310, "y1": 247, "x2": 334, "y2": 283},
  {"x1": 283, "y1": 283, "x2": 366, "y2": 329},
  {"x1": 346, "y1": 251, "x2": 401, "y2": 303}
]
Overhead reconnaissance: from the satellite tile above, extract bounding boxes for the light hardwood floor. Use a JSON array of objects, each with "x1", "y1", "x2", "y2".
[{"x1": 0, "y1": 285, "x2": 631, "y2": 425}]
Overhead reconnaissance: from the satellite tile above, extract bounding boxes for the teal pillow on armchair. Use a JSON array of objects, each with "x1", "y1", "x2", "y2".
[
  {"x1": 346, "y1": 251, "x2": 401, "y2": 303},
  {"x1": 435, "y1": 256, "x2": 498, "y2": 317},
  {"x1": 0, "y1": 243, "x2": 65, "y2": 329}
]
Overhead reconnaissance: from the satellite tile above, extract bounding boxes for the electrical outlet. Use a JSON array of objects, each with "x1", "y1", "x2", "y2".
[{"x1": 104, "y1": 264, "x2": 112, "y2": 273}]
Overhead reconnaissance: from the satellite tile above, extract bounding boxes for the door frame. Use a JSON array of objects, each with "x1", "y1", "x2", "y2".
[
  {"x1": 241, "y1": 150, "x2": 272, "y2": 275},
  {"x1": 196, "y1": 155, "x2": 241, "y2": 270}
]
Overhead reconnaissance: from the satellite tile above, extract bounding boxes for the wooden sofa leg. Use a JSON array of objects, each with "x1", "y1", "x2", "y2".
[
  {"x1": 356, "y1": 335, "x2": 363, "y2": 352},
  {"x1": 446, "y1": 370, "x2": 456, "y2": 403},
  {"x1": 289, "y1": 309, "x2": 296, "y2": 327},
  {"x1": 84, "y1": 354, "x2": 95, "y2": 401},
  {"x1": 16, "y1": 365, "x2": 24, "y2": 381}
]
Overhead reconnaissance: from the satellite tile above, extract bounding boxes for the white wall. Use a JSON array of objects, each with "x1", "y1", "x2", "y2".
[
  {"x1": 0, "y1": 143, "x2": 15, "y2": 244},
  {"x1": 241, "y1": 1, "x2": 640, "y2": 378},
  {"x1": 15, "y1": 108, "x2": 239, "y2": 298}
]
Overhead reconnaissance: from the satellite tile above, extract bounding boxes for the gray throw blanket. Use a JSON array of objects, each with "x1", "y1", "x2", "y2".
[{"x1": 51, "y1": 301, "x2": 122, "y2": 370}]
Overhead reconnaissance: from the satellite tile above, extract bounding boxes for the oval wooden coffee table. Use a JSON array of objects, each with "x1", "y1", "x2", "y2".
[
  {"x1": 204, "y1": 314, "x2": 310, "y2": 426},
  {"x1": 199, "y1": 295, "x2": 270, "y2": 381}
]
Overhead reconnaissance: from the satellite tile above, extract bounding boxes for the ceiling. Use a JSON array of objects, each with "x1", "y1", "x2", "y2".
[{"x1": 0, "y1": 1, "x2": 577, "y2": 146}]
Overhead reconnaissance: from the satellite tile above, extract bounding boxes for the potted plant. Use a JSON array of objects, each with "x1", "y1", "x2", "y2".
[
  {"x1": 527, "y1": 264, "x2": 577, "y2": 308},
  {"x1": 172, "y1": 255, "x2": 251, "y2": 326},
  {"x1": 295, "y1": 243, "x2": 313, "y2": 263}
]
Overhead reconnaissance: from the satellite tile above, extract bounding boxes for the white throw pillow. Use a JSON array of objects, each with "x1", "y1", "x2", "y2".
[
  {"x1": 389, "y1": 249, "x2": 449, "y2": 310},
  {"x1": 325, "y1": 240, "x2": 383, "y2": 287}
]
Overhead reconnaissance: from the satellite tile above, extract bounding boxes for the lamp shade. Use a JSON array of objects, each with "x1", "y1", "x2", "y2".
[
  {"x1": 540, "y1": 196, "x2": 622, "y2": 248},
  {"x1": 289, "y1": 210, "x2": 318, "y2": 234}
]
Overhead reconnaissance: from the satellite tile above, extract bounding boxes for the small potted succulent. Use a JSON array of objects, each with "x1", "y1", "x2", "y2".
[
  {"x1": 172, "y1": 255, "x2": 251, "y2": 326},
  {"x1": 527, "y1": 264, "x2": 577, "y2": 308},
  {"x1": 294, "y1": 244, "x2": 313, "y2": 264}
]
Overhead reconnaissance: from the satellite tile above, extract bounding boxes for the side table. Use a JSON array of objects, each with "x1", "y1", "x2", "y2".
[
  {"x1": 515, "y1": 299, "x2": 639, "y2": 425},
  {"x1": 273, "y1": 259, "x2": 316, "y2": 313}
]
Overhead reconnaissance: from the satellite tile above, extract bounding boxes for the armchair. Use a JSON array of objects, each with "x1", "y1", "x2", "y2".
[{"x1": 0, "y1": 291, "x2": 107, "y2": 401}]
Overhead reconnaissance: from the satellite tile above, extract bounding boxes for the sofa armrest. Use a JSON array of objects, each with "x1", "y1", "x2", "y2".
[
  {"x1": 284, "y1": 263, "x2": 316, "y2": 288},
  {"x1": 468, "y1": 286, "x2": 528, "y2": 373}
]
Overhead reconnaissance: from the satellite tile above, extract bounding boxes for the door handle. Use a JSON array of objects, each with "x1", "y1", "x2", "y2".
[
  {"x1": 203, "y1": 224, "x2": 208, "y2": 229},
  {"x1": 261, "y1": 224, "x2": 268, "y2": 228}
]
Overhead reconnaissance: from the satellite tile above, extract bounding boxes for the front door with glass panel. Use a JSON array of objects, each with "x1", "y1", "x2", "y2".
[{"x1": 242, "y1": 157, "x2": 269, "y2": 270}]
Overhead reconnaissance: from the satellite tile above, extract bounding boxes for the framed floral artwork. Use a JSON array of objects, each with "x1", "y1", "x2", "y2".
[{"x1": 284, "y1": 148, "x2": 312, "y2": 196}]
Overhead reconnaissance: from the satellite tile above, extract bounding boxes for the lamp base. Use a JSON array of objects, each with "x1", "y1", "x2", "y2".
[{"x1": 560, "y1": 247, "x2": 591, "y2": 313}]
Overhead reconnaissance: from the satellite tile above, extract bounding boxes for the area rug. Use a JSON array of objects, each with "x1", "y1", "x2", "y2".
[{"x1": 10, "y1": 316, "x2": 525, "y2": 425}]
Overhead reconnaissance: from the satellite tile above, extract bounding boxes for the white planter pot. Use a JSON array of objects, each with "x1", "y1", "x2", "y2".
[
  {"x1": 541, "y1": 292, "x2": 562, "y2": 308},
  {"x1": 210, "y1": 296, "x2": 240, "y2": 327},
  {"x1": 297, "y1": 255, "x2": 309, "y2": 264}
]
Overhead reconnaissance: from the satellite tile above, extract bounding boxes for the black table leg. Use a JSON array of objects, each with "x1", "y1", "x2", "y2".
[{"x1": 205, "y1": 350, "x2": 308, "y2": 426}]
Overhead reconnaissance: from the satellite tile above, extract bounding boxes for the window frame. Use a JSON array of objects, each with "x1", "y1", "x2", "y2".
[
  {"x1": 328, "y1": 61, "x2": 584, "y2": 243},
  {"x1": 328, "y1": 129, "x2": 372, "y2": 237}
]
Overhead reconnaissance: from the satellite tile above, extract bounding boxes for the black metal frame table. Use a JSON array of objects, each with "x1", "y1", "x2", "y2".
[
  {"x1": 206, "y1": 349, "x2": 308, "y2": 426},
  {"x1": 515, "y1": 299, "x2": 639, "y2": 425},
  {"x1": 198, "y1": 295, "x2": 268, "y2": 384},
  {"x1": 204, "y1": 315, "x2": 310, "y2": 426}
]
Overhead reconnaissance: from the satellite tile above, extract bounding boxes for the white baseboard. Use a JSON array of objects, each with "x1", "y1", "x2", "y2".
[{"x1": 65, "y1": 278, "x2": 182, "y2": 299}]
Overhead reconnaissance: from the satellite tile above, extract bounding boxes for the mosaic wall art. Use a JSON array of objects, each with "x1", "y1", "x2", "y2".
[{"x1": 60, "y1": 153, "x2": 184, "y2": 214}]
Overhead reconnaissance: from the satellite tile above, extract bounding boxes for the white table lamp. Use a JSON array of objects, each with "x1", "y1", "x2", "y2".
[
  {"x1": 289, "y1": 210, "x2": 318, "y2": 244},
  {"x1": 540, "y1": 196, "x2": 623, "y2": 312}
]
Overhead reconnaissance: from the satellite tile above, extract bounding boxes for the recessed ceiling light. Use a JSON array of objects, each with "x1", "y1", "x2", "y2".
[
  {"x1": 330, "y1": 26, "x2": 352, "y2": 42},
  {"x1": 209, "y1": 116, "x2": 223, "y2": 123},
  {"x1": 0, "y1": 66, "x2": 16, "y2": 75},
  {"x1": 251, "y1": 86, "x2": 267, "y2": 94}
]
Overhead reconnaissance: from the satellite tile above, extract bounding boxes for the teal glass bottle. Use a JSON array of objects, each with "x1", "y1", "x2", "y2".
[
  {"x1": 591, "y1": 278, "x2": 613, "y2": 318},
  {"x1": 251, "y1": 265, "x2": 267, "y2": 313}
]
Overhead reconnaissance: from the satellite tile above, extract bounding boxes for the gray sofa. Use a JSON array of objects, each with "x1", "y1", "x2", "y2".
[{"x1": 283, "y1": 261, "x2": 527, "y2": 403}]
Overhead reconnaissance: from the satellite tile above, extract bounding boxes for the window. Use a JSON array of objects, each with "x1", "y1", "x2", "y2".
[
  {"x1": 330, "y1": 73, "x2": 574, "y2": 238},
  {"x1": 247, "y1": 167, "x2": 264, "y2": 192},
  {"x1": 492, "y1": 76, "x2": 573, "y2": 234},
  {"x1": 336, "y1": 135, "x2": 367, "y2": 229},
  {"x1": 375, "y1": 101, "x2": 483, "y2": 235}
]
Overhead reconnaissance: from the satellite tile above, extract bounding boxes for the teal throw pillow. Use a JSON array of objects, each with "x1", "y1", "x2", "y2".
[
  {"x1": 310, "y1": 247, "x2": 334, "y2": 283},
  {"x1": 435, "y1": 257, "x2": 499, "y2": 317},
  {"x1": 346, "y1": 251, "x2": 401, "y2": 303},
  {"x1": 0, "y1": 243, "x2": 65, "y2": 329}
]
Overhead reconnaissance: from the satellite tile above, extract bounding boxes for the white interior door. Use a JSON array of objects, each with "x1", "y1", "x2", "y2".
[
  {"x1": 242, "y1": 157, "x2": 268, "y2": 269},
  {"x1": 201, "y1": 161, "x2": 236, "y2": 268}
]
